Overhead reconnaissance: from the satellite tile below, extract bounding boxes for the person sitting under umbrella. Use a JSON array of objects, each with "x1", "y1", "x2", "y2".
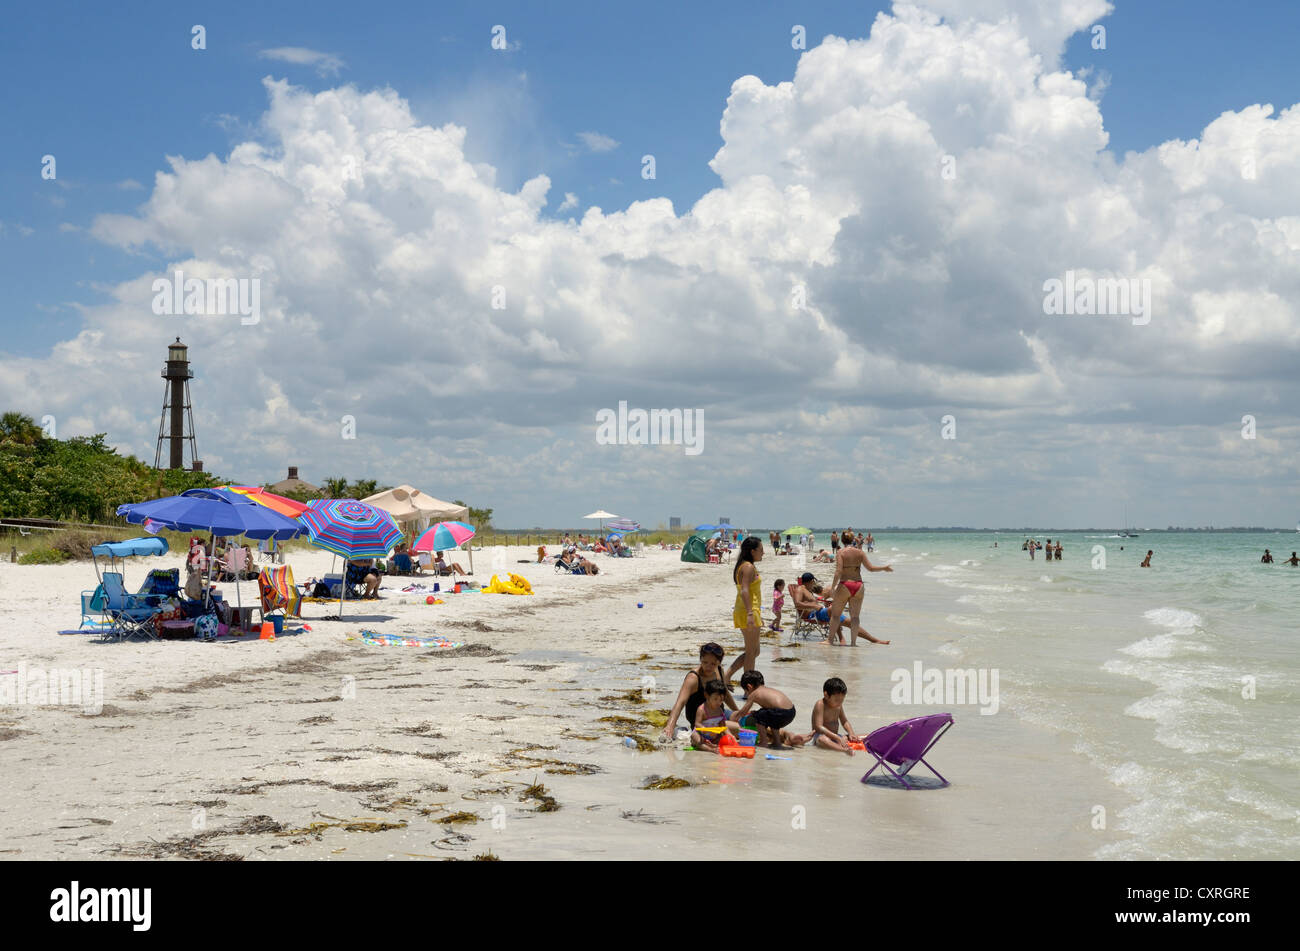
[
  {"x1": 346, "y1": 559, "x2": 382, "y2": 598},
  {"x1": 435, "y1": 551, "x2": 468, "y2": 577}
]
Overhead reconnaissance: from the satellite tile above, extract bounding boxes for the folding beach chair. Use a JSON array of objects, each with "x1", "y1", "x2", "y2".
[
  {"x1": 137, "y1": 568, "x2": 180, "y2": 602},
  {"x1": 100, "y1": 571, "x2": 159, "y2": 642},
  {"x1": 258, "y1": 564, "x2": 302, "y2": 619},
  {"x1": 79, "y1": 584, "x2": 107, "y2": 629},
  {"x1": 789, "y1": 581, "x2": 829, "y2": 640},
  {"x1": 860, "y1": 713, "x2": 955, "y2": 790}
]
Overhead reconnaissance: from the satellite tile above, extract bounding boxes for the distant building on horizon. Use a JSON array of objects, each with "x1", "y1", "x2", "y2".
[
  {"x1": 669, "y1": 516, "x2": 681, "y2": 530},
  {"x1": 270, "y1": 466, "x2": 319, "y2": 496}
]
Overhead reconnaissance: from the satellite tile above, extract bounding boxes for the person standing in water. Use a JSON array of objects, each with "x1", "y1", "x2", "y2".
[
  {"x1": 1283, "y1": 552, "x2": 1299, "y2": 566},
  {"x1": 1261, "y1": 549, "x2": 1274, "y2": 564},
  {"x1": 1140, "y1": 550, "x2": 1153, "y2": 567},
  {"x1": 725, "y1": 537, "x2": 765, "y2": 684},
  {"x1": 828, "y1": 531, "x2": 893, "y2": 646}
]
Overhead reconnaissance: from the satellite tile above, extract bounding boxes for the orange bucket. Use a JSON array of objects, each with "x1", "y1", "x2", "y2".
[{"x1": 259, "y1": 622, "x2": 274, "y2": 640}]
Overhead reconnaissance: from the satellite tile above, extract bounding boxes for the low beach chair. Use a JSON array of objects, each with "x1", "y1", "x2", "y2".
[
  {"x1": 79, "y1": 584, "x2": 107, "y2": 629},
  {"x1": 792, "y1": 606, "x2": 829, "y2": 641},
  {"x1": 259, "y1": 564, "x2": 302, "y2": 619},
  {"x1": 860, "y1": 713, "x2": 955, "y2": 790},
  {"x1": 100, "y1": 571, "x2": 159, "y2": 642},
  {"x1": 137, "y1": 568, "x2": 180, "y2": 602}
]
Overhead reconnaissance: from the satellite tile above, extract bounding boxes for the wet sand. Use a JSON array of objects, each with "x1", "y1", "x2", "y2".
[{"x1": 0, "y1": 546, "x2": 1127, "y2": 859}]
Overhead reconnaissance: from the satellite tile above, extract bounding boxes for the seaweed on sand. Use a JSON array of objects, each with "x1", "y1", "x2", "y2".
[
  {"x1": 641, "y1": 710, "x2": 671, "y2": 728},
  {"x1": 113, "y1": 815, "x2": 286, "y2": 861},
  {"x1": 473, "y1": 851, "x2": 501, "y2": 861},
  {"x1": 640, "y1": 775, "x2": 693, "y2": 790},
  {"x1": 437, "y1": 811, "x2": 480, "y2": 824},
  {"x1": 625, "y1": 735, "x2": 657, "y2": 752},
  {"x1": 773, "y1": 657, "x2": 800, "y2": 663},
  {"x1": 519, "y1": 780, "x2": 560, "y2": 813},
  {"x1": 597, "y1": 715, "x2": 641, "y2": 726},
  {"x1": 598, "y1": 688, "x2": 649, "y2": 705},
  {"x1": 276, "y1": 815, "x2": 408, "y2": 836}
]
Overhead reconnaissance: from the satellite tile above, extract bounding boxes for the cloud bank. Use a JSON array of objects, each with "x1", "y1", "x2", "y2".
[{"x1": 4, "y1": 0, "x2": 1298, "y2": 527}]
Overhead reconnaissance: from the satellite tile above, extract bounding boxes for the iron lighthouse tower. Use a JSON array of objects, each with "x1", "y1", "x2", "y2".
[{"x1": 153, "y1": 337, "x2": 200, "y2": 470}]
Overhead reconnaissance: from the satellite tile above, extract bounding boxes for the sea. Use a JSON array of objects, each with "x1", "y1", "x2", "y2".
[{"x1": 848, "y1": 530, "x2": 1298, "y2": 860}]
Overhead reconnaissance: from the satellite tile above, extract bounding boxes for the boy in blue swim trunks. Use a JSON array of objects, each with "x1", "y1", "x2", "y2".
[{"x1": 733, "y1": 670, "x2": 810, "y2": 750}]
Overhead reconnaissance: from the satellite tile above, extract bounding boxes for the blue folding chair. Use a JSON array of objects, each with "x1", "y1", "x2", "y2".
[{"x1": 100, "y1": 571, "x2": 159, "y2": 642}]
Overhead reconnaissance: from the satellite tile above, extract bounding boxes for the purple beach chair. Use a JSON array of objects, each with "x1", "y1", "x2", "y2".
[{"x1": 860, "y1": 713, "x2": 954, "y2": 790}]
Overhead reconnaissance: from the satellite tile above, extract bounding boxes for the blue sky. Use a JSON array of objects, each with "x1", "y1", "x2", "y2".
[
  {"x1": 5, "y1": 0, "x2": 1299, "y2": 356},
  {"x1": 2, "y1": 1, "x2": 1299, "y2": 528}
]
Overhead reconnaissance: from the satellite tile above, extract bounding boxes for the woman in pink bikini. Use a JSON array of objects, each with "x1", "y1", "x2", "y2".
[{"x1": 828, "y1": 530, "x2": 892, "y2": 646}]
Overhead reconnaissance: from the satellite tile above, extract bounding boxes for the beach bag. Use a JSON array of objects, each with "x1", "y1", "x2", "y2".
[{"x1": 195, "y1": 612, "x2": 219, "y2": 641}]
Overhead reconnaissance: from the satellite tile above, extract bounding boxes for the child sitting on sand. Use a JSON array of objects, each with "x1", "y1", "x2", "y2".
[
  {"x1": 807, "y1": 677, "x2": 867, "y2": 755},
  {"x1": 734, "y1": 670, "x2": 808, "y2": 749},
  {"x1": 770, "y1": 579, "x2": 786, "y2": 632},
  {"x1": 691, "y1": 679, "x2": 740, "y2": 752}
]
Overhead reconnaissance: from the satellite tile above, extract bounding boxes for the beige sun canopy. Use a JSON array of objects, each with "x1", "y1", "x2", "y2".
[{"x1": 361, "y1": 485, "x2": 469, "y2": 531}]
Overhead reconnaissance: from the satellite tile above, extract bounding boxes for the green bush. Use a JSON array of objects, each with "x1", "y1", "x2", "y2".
[{"x1": 18, "y1": 547, "x2": 69, "y2": 565}]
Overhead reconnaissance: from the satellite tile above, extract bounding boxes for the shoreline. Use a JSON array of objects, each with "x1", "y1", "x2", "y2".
[{"x1": 0, "y1": 546, "x2": 1128, "y2": 860}]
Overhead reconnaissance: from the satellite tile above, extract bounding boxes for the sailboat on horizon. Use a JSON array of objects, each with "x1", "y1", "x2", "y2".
[{"x1": 1120, "y1": 505, "x2": 1139, "y2": 538}]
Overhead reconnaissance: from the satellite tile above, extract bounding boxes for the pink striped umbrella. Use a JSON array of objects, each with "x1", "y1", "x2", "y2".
[{"x1": 411, "y1": 521, "x2": 476, "y2": 553}]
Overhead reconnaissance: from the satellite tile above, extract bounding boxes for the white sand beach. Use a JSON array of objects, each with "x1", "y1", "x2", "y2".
[{"x1": 0, "y1": 545, "x2": 1125, "y2": 860}]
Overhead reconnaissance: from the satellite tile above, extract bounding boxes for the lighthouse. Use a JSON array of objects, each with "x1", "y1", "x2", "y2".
[{"x1": 153, "y1": 337, "x2": 201, "y2": 470}]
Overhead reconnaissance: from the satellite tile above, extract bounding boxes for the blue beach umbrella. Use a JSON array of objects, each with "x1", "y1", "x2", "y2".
[
  {"x1": 117, "y1": 487, "x2": 306, "y2": 617},
  {"x1": 117, "y1": 487, "x2": 305, "y2": 539}
]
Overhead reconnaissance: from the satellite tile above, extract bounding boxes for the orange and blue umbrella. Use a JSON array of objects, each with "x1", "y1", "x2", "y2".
[
  {"x1": 220, "y1": 485, "x2": 311, "y2": 518},
  {"x1": 412, "y1": 521, "x2": 476, "y2": 553},
  {"x1": 300, "y1": 499, "x2": 403, "y2": 559}
]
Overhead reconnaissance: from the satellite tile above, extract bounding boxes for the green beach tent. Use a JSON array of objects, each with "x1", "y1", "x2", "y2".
[{"x1": 680, "y1": 530, "x2": 712, "y2": 564}]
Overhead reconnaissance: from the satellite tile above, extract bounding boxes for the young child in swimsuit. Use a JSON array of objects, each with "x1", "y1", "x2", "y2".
[
  {"x1": 807, "y1": 677, "x2": 866, "y2": 755},
  {"x1": 691, "y1": 679, "x2": 739, "y2": 752},
  {"x1": 661, "y1": 643, "x2": 734, "y2": 742},
  {"x1": 734, "y1": 670, "x2": 809, "y2": 749},
  {"x1": 770, "y1": 579, "x2": 786, "y2": 632}
]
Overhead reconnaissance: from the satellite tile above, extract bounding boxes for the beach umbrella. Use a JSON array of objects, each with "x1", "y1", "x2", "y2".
[
  {"x1": 118, "y1": 488, "x2": 306, "y2": 539},
  {"x1": 695, "y1": 524, "x2": 720, "y2": 531},
  {"x1": 411, "y1": 521, "x2": 476, "y2": 553},
  {"x1": 220, "y1": 485, "x2": 312, "y2": 518},
  {"x1": 298, "y1": 499, "x2": 403, "y2": 618},
  {"x1": 118, "y1": 488, "x2": 305, "y2": 621},
  {"x1": 782, "y1": 525, "x2": 811, "y2": 537},
  {"x1": 583, "y1": 510, "x2": 618, "y2": 533},
  {"x1": 607, "y1": 518, "x2": 640, "y2": 533}
]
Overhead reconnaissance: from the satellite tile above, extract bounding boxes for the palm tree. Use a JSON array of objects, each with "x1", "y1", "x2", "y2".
[
  {"x1": 322, "y1": 476, "x2": 349, "y2": 499},
  {"x1": 350, "y1": 478, "x2": 379, "y2": 499},
  {"x1": 0, "y1": 412, "x2": 44, "y2": 446}
]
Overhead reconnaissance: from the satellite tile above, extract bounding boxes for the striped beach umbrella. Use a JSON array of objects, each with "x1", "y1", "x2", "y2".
[
  {"x1": 220, "y1": 485, "x2": 311, "y2": 518},
  {"x1": 300, "y1": 499, "x2": 403, "y2": 559},
  {"x1": 411, "y1": 521, "x2": 476, "y2": 553},
  {"x1": 299, "y1": 499, "x2": 403, "y2": 619}
]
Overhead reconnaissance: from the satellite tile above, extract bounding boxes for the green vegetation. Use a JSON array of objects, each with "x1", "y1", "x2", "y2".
[{"x1": 0, "y1": 412, "x2": 220, "y2": 524}]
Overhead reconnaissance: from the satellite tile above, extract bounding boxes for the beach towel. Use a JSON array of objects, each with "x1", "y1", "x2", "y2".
[{"x1": 359, "y1": 630, "x2": 464, "y2": 649}]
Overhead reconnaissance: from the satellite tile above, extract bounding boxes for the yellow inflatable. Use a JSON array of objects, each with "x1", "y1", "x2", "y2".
[{"x1": 482, "y1": 572, "x2": 534, "y2": 595}]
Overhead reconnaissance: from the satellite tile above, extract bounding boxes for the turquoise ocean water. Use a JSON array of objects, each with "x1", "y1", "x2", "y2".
[{"x1": 834, "y1": 530, "x2": 1297, "y2": 859}]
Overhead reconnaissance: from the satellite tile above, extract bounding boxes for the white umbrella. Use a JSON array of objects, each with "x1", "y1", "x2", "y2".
[{"x1": 584, "y1": 510, "x2": 619, "y2": 533}]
